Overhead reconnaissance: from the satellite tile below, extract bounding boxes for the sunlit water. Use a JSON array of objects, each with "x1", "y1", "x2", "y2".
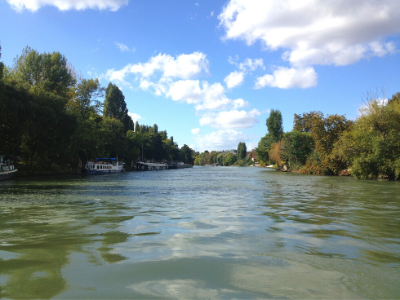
[{"x1": 0, "y1": 167, "x2": 399, "y2": 299}]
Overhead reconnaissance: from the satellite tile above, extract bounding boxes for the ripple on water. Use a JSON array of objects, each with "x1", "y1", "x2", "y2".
[{"x1": 0, "y1": 167, "x2": 399, "y2": 299}]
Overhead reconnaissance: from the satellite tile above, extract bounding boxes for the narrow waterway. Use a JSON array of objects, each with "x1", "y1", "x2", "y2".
[{"x1": 0, "y1": 167, "x2": 399, "y2": 299}]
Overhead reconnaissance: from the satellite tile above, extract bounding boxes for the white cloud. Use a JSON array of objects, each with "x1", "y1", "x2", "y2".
[
  {"x1": 210, "y1": 11, "x2": 214, "y2": 17},
  {"x1": 194, "y1": 130, "x2": 255, "y2": 152},
  {"x1": 105, "y1": 67, "x2": 131, "y2": 84},
  {"x1": 116, "y1": 42, "x2": 134, "y2": 52},
  {"x1": 128, "y1": 112, "x2": 143, "y2": 123},
  {"x1": 224, "y1": 71, "x2": 244, "y2": 89},
  {"x1": 228, "y1": 57, "x2": 264, "y2": 72},
  {"x1": 219, "y1": 0, "x2": 400, "y2": 68},
  {"x1": 191, "y1": 128, "x2": 201, "y2": 135},
  {"x1": 167, "y1": 80, "x2": 249, "y2": 111},
  {"x1": 105, "y1": 52, "x2": 209, "y2": 84},
  {"x1": 7, "y1": 0, "x2": 127, "y2": 11},
  {"x1": 255, "y1": 67, "x2": 317, "y2": 89},
  {"x1": 239, "y1": 58, "x2": 264, "y2": 72},
  {"x1": 199, "y1": 109, "x2": 260, "y2": 129}
]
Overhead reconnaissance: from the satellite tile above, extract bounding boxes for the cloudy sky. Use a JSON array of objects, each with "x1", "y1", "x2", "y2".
[{"x1": 1, "y1": 0, "x2": 400, "y2": 151}]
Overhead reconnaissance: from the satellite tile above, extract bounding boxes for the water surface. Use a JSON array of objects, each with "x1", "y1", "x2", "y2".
[{"x1": 0, "y1": 167, "x2": 399, "y2": 298}]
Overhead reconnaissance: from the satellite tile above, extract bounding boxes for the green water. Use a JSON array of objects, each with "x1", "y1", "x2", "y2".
[{"x1": 0, "y1": 167, "x2": 399, "y2": 299}]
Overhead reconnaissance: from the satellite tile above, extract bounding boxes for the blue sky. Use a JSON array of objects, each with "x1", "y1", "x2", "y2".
[{"x1": 1, "y1": 0, "x2": 400, "y2": 151}]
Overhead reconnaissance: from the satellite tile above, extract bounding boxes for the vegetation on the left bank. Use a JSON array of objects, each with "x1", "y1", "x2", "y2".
[{"x1": 0, "y1": 46, "x2": 194, "y2": 173}]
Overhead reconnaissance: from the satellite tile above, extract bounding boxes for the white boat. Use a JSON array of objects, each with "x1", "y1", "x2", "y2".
[
  {"x1": 85, "y1": 158, "x2": 125, "y2": 174},
  {"x1": 135, "y1": 161, "x2": 168, "y2": 171},
  {"x1": 0, "y1": 155, "x2": 18, "y2": 180}
]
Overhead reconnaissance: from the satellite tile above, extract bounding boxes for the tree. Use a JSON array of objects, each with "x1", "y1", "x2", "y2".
[
  {"x1": 269, "y1": 141, "x2": 284, "y2": 166},
  {"x1": 0, "y1": 44, "x2": 3, "y2": 81},
  {"x1": 293, "y1": 111, "x2": 323, "y2": 132},
  {"x1": 225, "y1": 153, "x2": 237, "y2": 165},
  {"x1": 12, "y1": 46, "x2": 76, "y2": 97},
  {"x1": 281, "y1": 131, "x2": 314, "y2": 166},
  {"x1": 388, "y1": 92, "x2": 400, "y2": 105},
  {"x1": 310, "y1": 114, "x2": 352, "y2": 157},
  {"x1": 104, "y1": 82, "x2": 127, "y2": 120},
  {"x1": 180, "y1": 144, "x2": 194, "y2": 164},
  {"x1": 255, "y1": 134, "x2": 274, "y2": 164},
  {"x1": 267, "y1": 109, "x2": 283, "y2": 142},
  {"x1": 237, "y1": 142, "x2": 247, "y2": 160},
  {"x1": 72, "y1": 78, "x2": 104, "y2": 120},
  {"x1": 103, "y1": 82, "x2": 134, "y2": 133},
  {"x1": 332, "y1": 95, "x2": 400, "y2": 179},
  {"x1": 153, "y1": 124, "x2": 159, "y2": 134}
]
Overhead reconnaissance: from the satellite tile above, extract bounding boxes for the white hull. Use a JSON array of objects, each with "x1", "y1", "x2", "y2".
[{"x1": 85, "y1": 158, "x2": 124, "y2": 175}]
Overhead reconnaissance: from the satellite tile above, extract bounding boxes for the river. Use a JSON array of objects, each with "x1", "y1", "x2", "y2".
[{"x1": 0, "y1": 167, "x2": 399, "y2": 299}]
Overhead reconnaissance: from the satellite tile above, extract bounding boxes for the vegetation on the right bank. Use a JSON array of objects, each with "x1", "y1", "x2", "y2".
[{"x1": 256, "y1": 92, "x2": 400, "y2": 180}]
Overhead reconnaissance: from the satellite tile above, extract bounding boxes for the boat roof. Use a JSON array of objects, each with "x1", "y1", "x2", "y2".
[{"x1": 95, "y1": 158, "x2": 117, "y2": 161}]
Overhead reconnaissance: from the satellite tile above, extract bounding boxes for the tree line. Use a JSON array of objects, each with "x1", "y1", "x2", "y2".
[
  {"x1": 0, "y1": 46, "x2": 194, "y2": 172},
  {"x1": 256, "y1": 92, "x2": 400, "y2": 180},
  {"x1": 193, "y1": 141, "x2": 254, "y2": 166}
]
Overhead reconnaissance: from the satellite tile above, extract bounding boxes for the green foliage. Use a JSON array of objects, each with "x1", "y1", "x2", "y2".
[
  {"x1": 237, "y1": 142, "x2": 247, "y2": 160},
  {"x1": 103, "y1": 82, "x2": 133, "y2": 133},
  {"x1": 293, "y1": 111, "x2": 323, "y2": 132},
  {"x1": 0, "y1": 46, "x2": 191, "y2": 172},
  {"x1": 333, "y1": 98, "x2": 400, "y2": 179},
  {"x1": 281, "y1": 131, "x2": 314, "y2": 166},
  {"x1": 266, "y1": 109, "x2": 284, "y2": 142},
  {"x1": 255, "y1": 133, "x2": 274, "y2": 164},
  {"x1": 388, "y1": 92, "x2": 400, "y2": 105},
  {"x1": 180, "y1": 144, "x2": 194, "y2": 164},
  {"x1": 0, "y1": 45, "x2": 3, "y2": 81},
  {"x1": 12, "y1": 46, "x2": 75, "y2": 97},
  {"x1": 194, "y1": 150, "x2": 237, "y2": 166}
]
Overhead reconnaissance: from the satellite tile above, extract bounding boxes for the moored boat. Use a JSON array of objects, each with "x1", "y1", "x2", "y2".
[
  {"x1": 85, "y1": 158, "x2": 125, "y2": 174},
  {"x1": 135, "y1": 161, "x2": 168, "y2": 171},
  {"x1": 0, "y1": 155, "x2": 18, "y2": 181},
  {"x1": 168, "y1": 162, "x2": 185, "y2": 169}
]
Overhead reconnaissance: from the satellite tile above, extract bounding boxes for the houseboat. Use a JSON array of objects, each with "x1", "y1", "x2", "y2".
[
  {"x1": 0, "y1": 155, "x2": 18, "y2": 180},
  {"x1": 135, "y1": 161, "x2": 168, "y2": 171},
  {"x1": 85, "y1": 158, "x2": 125, "y2": 174}
]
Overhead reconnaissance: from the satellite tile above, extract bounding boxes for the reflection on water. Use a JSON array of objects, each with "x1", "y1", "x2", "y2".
[{"x1": 0, "y1": 168, "x2": 399, "y2": 299}]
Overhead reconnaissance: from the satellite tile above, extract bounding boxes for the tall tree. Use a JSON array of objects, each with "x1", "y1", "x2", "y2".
[
  {"x1": 12, "y1": 46, "x2": 76, "y2": 97},
  {"x1": 267, "y1": 109, "x2": 284, "y2": 142},
  {"x1": 0, "y1": 44, "x2": 3, "y2": 81},
  {"x1": 103, "y1": 82, "x2": 127, "y2": 121},
  {"x1": 237, "y1": 142, "x2": 247, "y2": 160},
  {"x1": 73, "y1": 78, "x2": 104, "y2": 119}
]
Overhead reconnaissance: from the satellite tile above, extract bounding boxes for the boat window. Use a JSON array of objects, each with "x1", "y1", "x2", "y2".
[{"x1": 97, "y1": 165, "x2": 99, "y2": 169}]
